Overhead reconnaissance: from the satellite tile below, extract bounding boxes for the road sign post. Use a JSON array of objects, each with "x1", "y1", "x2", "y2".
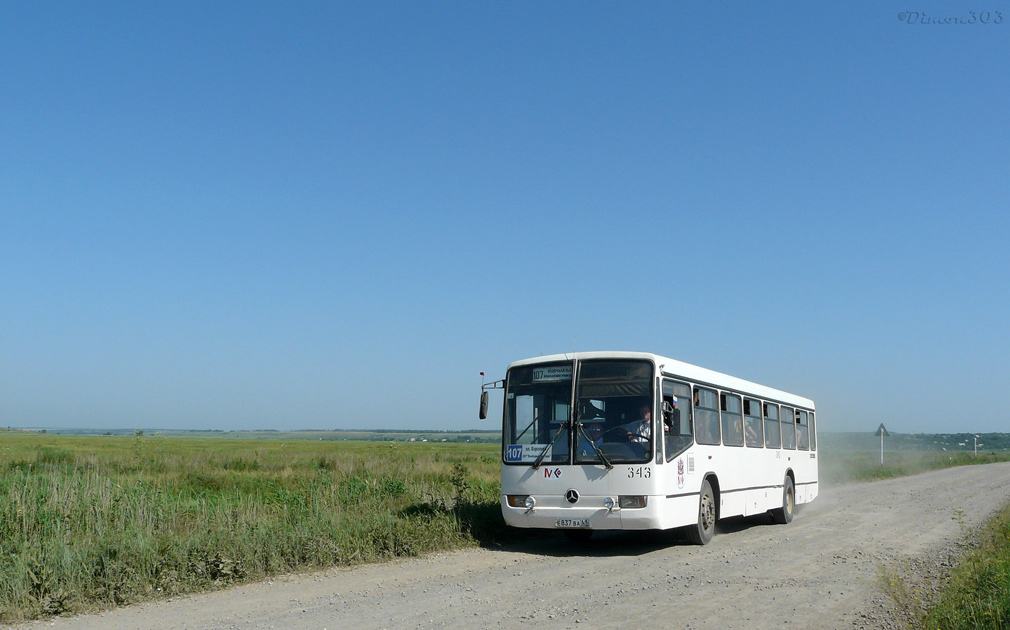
[{"x1": 874, "y1": 423, "x2": 890, "y2": 465}]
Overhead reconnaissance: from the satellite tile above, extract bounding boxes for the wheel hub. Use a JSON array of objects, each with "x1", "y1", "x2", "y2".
[{"x1": 700, "y1": 494, "x2": 715, "y2": 529}]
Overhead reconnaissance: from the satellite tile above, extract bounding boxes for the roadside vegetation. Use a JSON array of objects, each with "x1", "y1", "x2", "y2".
[
  {"x1": 818, "y1": 431, "x2": 1010, "y2": 485},
  {"x1": 0, "y1": 433, "x2": 503, "y2": 622},
  {"x1": 880, "y1": 498, "x2": 1010, "y2": 630},
  {"x1": 822, "y1": 437, "x2": 1010, "y2": 628},
  {"x1": 918, "y1": 499, "x2": 1010, "y2": 629},
  {"x1": 820, "y1": 449, "x2": 1010, "y2": 486}
]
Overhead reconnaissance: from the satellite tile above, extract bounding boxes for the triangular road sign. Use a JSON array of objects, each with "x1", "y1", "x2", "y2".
[{"x1": 874, "y1": 423, "x2": 890, "y2": 437}]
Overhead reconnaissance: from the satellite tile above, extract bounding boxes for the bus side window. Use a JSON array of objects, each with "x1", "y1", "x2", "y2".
[
  {"x1": 781, "y1": 406, "x2": 796, "y2": 449},
  {"x1": 663, "y1": 380, "x2": 693, "y2": 461},
  {"x1": 744, "y1": 398, "x2": 763, "y2": 448},
  {"x1": 695, "y1": 387, "x2": 720, "y2": 445},
  {"x1": 721, "y1": 393, "x2": 744, "y2": 447},
  {"x1": 763, "y1": 403, "x2": 781, "y2": 448},
  {"x1": 797, "y1": 410, "x2": 809, "y2": 450},
  {"x1": 809, "y1": 412, "x2": 817, "y2": 451}
]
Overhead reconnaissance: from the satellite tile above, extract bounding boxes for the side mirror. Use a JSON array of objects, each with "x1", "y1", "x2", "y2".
[{"x1": 479, "y1": 391, "x2": 489, "y2": 420}]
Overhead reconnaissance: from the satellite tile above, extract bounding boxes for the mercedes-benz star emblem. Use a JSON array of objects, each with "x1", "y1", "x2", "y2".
[{"x1": 565, "y1": 489, "x2": 580, "y2": 504}]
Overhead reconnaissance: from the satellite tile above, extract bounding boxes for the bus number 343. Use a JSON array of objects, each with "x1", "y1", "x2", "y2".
[{"x1": 628, "y1": 467, "x2": 651, "y2": 479}]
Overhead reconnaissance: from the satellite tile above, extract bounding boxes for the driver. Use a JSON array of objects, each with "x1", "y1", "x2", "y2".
[{"x1": 623, "y1": 404, "x2": 652, "y2": 444}]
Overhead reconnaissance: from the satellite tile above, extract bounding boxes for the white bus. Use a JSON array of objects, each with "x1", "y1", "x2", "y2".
[{"x1": 479, "y1": 351, "x2": 818, "y2": 544}]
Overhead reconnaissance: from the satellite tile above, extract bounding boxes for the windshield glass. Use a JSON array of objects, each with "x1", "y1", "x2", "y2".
[
  {"x1": 574, "y1": 360, "x2": 654, "y2": 464},
  {"x1": 503, "y1": 359, "x2": 655, "y2": 465},
  {"x1": 503, "y1": 363, "x2": 573, "y2": 465}
]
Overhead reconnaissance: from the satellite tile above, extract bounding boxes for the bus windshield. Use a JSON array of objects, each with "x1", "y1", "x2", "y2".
[
  {"x1": 574, "y1": 360, "x2": 653, "y2": 464},
  {"x1": 504, "y1": 359, "x2": 653, "y2": 465},
  {"x1": 504, "y1": 363, "x2": 574, "y2": 465}
]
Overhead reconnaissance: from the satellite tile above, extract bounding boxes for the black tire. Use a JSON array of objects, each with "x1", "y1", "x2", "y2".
[
  {"x1": 563, "y1": 529, "x2": 593, "y2": 543},
  {"x1": 772, "y1": 476, "x2": 795, "y2": 525},
  {"x1": 686, "y1": 478, "x2": 717, "y2": 545}
]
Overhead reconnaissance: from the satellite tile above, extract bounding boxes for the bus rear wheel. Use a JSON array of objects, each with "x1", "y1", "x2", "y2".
[
  {"x1": 772, "y1": 476, "x2": 794, "y2": 524},
  {"x1": 686, "y1": 479, "x2": 716, "y2": 545}
]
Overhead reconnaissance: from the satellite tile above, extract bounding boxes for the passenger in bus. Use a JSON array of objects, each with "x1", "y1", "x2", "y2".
[
  {"x1": 693, "y1": 390, "x2": 706, "y2": 439},
  {"x1": 745, "y1": 422, "x2": 759, "y2": 445},
  {"x1": 726, "y1": 419, "x2": 743, "y2": 445}
]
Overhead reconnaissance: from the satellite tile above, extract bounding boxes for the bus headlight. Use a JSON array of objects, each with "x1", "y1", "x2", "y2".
[
  {"x1": 506, "y1": 495, "x2": 530, "y2": 508},
  {"x1": 603, "y1": 497, "x2": 615, "y2": 511},
  {"x1": 619, "y1": 495, "x2": 647, "y2": 509},
  {"x1": 524, "y1": 496, "x2": 536, "y2": 510}
]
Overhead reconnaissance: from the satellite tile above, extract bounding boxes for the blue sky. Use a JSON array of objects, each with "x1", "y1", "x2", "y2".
[{"x1": 2, "y1": 2, "x2": 1008, "y2": 434}]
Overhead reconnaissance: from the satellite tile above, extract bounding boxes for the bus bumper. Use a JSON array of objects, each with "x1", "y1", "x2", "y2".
[{"x1": 500, "y1": 494, "x2": 699, "y2": 531}]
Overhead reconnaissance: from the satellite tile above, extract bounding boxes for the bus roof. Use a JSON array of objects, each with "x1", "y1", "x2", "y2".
[{"x1": 507, "y1": 351, "x2": 815, "y2": 410}]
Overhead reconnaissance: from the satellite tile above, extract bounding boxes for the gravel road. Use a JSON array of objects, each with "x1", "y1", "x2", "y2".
[{"x1": 11, "y1": 462, "x2": 1010, "y2": 630}]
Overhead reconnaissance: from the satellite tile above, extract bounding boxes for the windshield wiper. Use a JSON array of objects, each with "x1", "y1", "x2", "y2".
[
  {"x1": 576, "y1": 421, "x2": 613, "y2": 469},
  {"x1": 515, "y1": 416, "x2": 538, "y2": 443},
  {"x1": 532, "y1": 420, "x2": 569, "y2": 470}
]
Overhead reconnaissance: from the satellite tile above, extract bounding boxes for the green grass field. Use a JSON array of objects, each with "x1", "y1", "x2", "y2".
[
  {"x1": 4, "y1": 430, "x2": 1010, "y2": 625},
  {"x1": 0, "y1": 433, "x2": 503, "y2": 622}
]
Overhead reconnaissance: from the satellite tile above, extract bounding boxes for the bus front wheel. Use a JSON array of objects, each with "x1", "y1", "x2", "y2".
[
  {"x1": 686, "y1": 479, "x2": 716, "y2": 545},
  {"x1": 772, "y1": 476, "x2": 794, "y2": 524}
]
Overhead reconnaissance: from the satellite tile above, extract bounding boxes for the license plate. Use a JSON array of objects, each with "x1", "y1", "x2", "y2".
[{"x1": 555, "y1": 518, "x2": 590, "y2": 528}]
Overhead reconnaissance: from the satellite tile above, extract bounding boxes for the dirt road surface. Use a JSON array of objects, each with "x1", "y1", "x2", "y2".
[{"x1": 10, "y1": 462, "x2": 1010, "y2": 630}]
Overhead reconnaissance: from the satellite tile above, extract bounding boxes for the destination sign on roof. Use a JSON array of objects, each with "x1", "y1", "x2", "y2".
[{"x1": 532, "y1": 365, "x2": 573, "y2": 382}]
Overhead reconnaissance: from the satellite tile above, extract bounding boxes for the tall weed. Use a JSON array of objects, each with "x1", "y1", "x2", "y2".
[{"x1": 0, "y1": 434, "x2": 501, "y2": 623}]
